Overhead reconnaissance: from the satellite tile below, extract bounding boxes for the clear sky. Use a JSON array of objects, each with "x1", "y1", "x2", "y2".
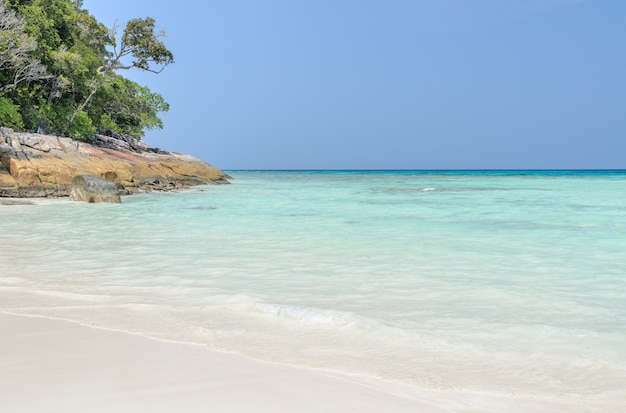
[{"x1": 82, "y1": 0, "x2": 625, "y2": 170}]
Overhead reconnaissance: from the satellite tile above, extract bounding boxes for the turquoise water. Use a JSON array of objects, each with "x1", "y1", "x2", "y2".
[{"x1": 1, "y1": 170, "x2": 625, "y2": 407}]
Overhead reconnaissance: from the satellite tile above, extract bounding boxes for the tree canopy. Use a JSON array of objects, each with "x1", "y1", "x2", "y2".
[{"x1": 0, "y1": 0, "x2": 173, "y2": 140}]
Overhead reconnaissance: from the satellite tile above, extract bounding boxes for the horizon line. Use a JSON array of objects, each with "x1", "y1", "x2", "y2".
[{"x1": 223, "y1": 168, "x2": 626, "y2": 172}]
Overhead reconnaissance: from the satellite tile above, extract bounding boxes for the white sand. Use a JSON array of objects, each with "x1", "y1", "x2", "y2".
[{"x1": 0, "y1": 312, "x2": 602, "y2": 413}]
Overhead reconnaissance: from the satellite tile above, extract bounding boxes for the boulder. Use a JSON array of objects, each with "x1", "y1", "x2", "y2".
[
  {"x1": 0, "y1": 127, "x2": 230, "y2": 198},
  {"x1": 69, "y1": 174, "x2": 121, "y2": 203}
]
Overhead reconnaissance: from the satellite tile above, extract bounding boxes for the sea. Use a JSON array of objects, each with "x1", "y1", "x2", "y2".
[{"x1": 1, "y1": 170, "x2": 625, "y2": 410}]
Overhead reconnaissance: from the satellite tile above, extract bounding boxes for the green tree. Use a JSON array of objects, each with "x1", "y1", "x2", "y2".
[
  {"x1": 0, "y1": 1, "x2": 48, "y2": 92},
  {"x1": 1, "y1": 0, "x2": 172, "y2": 140},
  {"x1": 101, "y1": 17, "x2": 174, "y2": 75},
  {"x1": 67, "y1": 15, "x2": 174, "y2": 132},
  {"x1": 89, "y1": 75, "x2": 168, "y2": 138}
]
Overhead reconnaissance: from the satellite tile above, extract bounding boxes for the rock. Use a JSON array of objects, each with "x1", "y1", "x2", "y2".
[
  {"x1": 0, "y1": 160, "x2": 18, "y2": 197},
  {"x1": 69, "y1": 174, "x2": 121, "y2": 203},
  {"x1": 19, "y1": 134, "x2": 52, "y2": 152},
  {"x1": 0, "y1": 199, "x2": 34, "y2": 205},
  {"x1": 0, "y1": 127, "x2": 230, "y2": 198}
]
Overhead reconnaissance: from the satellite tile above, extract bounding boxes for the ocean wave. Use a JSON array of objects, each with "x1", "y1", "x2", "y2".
[
  {"x1": 253, "y1": 303, "x2": 358, "y2": 327},
  {"x1": 373, "y1": 187, "x2": 437, "y2": 194},
  {"x1": 371, "y1": 186, "x2": 542, "y2": 194}
]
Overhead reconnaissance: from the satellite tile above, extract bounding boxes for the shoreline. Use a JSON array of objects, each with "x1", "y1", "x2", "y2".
[
  {"x1": 0, "y1": 312, "x2": 600, "y2": 413},
  {"x1": 0, "y1": 312, "x2": 432, "y2": 413}
]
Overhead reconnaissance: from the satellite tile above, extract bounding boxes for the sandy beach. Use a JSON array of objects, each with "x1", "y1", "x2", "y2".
[
  {"x1": 0, "y1": 312, "x2": 424, "y2": 413},
  {"x1": 1, "y1": 312, "x2": 600, "y2": 413}
]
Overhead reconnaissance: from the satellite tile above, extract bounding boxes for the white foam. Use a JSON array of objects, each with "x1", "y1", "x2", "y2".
[{"x1": 253, "y1": 303, "x2": 357, "y2": 327}]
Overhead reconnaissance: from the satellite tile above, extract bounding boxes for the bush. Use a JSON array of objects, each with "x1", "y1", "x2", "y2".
[
  {"x1": 68, "y1": 111, "x2": 96, "y2": 141},
  {"x1": 98, "y1": 113, "x2": 117, "y2": 131},
  {"x1": 0, "y1": 97, "x2": 25, "y2": 130}
]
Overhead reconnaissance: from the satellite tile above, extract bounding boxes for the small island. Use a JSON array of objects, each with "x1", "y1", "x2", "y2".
[{"x1": 0, "y1": 1, "x2": 227, "y2": 199}]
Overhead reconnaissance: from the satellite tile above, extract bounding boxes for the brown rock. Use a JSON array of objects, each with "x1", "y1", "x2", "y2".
[
  {"x1": 69, "y1": 174, "x2": 121, "y2": 203},
  {"x1": 0, "y1": 128, "x2": 230, "y2": 198}
]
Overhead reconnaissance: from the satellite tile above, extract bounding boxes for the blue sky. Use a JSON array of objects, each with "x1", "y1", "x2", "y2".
[{"x1": 82, "y1": 0, "x2": 625, "y2": 170}]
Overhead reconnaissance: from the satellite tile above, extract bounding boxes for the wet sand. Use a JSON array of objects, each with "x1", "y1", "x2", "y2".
[{"x1": 0, "y1": 312, "x2": 595, "y2": 413}]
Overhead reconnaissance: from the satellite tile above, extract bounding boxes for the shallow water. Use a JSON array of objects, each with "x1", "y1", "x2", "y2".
[{"x1": 2, "y1": 170, "x2": 625, "y2": 408}]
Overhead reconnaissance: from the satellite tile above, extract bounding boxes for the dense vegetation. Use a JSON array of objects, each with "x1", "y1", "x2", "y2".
[{"x1": 0, "y1": 0, "x2": 173, "y2": 140}]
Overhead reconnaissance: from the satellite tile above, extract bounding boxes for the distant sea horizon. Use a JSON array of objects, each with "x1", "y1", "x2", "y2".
[{"x1": 225, "y1": 168, "x2": 626, "y2": 174}]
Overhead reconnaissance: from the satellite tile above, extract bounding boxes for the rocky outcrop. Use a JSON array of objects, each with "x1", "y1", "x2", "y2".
[
  {"x1": 69, "y1": 174, "x2": 121, "y2": 203},
  {"x1": 0, "y1": 127, "x2": 230, "y2": 198}
]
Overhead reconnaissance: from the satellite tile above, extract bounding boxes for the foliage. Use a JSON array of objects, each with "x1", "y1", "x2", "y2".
[
  {"x1": 67, "y1": 110, "x2": 95, "y2": 141},
  {"x1": 0, "y1": 96, "x2": 24, "y2": 129},
  {"x1": 104, "y1": 17, "x2": 174, "y2": 74},
  {"x1": 0, "y1": 0, "x2": 172, "y2": 140},
  {"x1": 89, "y1": 74, "x2": 169, "y2": 138},
  {"x1": 0, "y1": 1, "x2": 49, "y2": 92}
]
